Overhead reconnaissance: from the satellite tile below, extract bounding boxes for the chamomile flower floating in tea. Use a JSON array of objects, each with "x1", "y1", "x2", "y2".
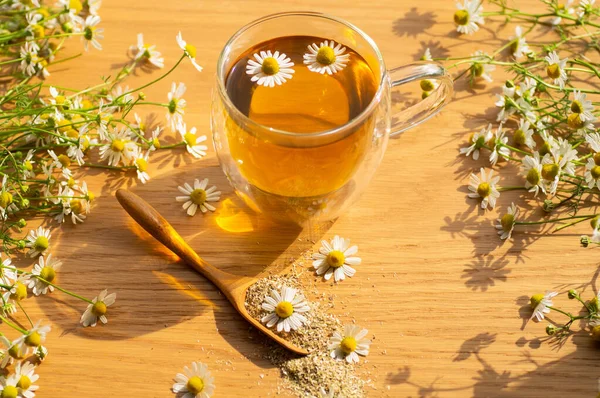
[
  {"x1": 467, "y1": 168, "x2": 500, "y2": 210},
  {"x1": 545, "y1": 51, "x2": 568, "y2": 89},
  {"x1": 312, "y1": 235, "x2": 361, "y2": 282},
  {"x1": 328, "y1": 325, "x2": 371, "y2": 364},
  {"x1": 24, "y1": 227, "x2": 52, "y2": 258},
  {"x1": 177, "y1": 123, "x2": 208, "y2": 159},
  {"x1": 15, "y1": 321, "x2": 51, "y2": 355},
  {"x1": 81, "y1": 15, "x2": 103, "y2": 51},
  {"x1": 131, "y1": 33, "x2": 164, "y2": 69},
  {"x1": 495, "y1": 203, "x2": 518, "y2": 240},
  {"x1": 166, "y1": 82, "x2": 187, "y2": 131},
  {"x1": 172, "y1": 361, "x2": 215, "y2": 398},
  {"x1": 80, "y1": 289, "x2": 117, "y2": 327},
  {"x1": 261, "y1": 286, "x2": 309, "y2": 333},
  {"x1": 303, "y1": 40, "x2": 350, "y2": 75},
  {"x1": 176, "y1": 31, "x2": 203, "y2": 72},
  {"x1": 176, "y1": 178, "x2": 221, "y2": 217},
  {"x1": 14, "y1": 361, "x2": 39, "y2": 397},
  {"x1": 530, "y1": 291, "x2": 558, "y2": 321},
  {"x1": 28, "y1": 255, "x2": 62, "y2": 296},
  {"x1": 246, "y1": 50, "x2": 295, "y2": 87},
  {"x1": 453, "y1": 0, "x2": 485, "y2": 35}
]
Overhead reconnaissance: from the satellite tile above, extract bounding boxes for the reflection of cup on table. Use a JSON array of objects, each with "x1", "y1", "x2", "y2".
[{"x1": 212, "y1": 12, "x2": 453, "y2": 225}]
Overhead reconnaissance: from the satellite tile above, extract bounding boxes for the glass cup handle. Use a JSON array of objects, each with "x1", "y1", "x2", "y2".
[{"x1": 388, "y1": 62, "x2": 454, "y2": 137}]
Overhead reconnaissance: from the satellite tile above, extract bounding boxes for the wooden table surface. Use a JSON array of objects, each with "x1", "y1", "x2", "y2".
[{"x1": 26, "y1": 0, "x2": 600, "y2": 396}]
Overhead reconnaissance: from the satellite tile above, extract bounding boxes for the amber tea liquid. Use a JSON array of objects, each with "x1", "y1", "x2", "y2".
[{"x1": 223, "y1": 36, "x2": 378, "y2": 198}]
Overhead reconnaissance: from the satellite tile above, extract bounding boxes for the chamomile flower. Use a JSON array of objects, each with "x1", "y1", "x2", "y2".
[
  {"x1": 585, "y1": 158, "x2": 600, "y2": 190},
  {"x1": 495, "y1": 202, "x2": 518, "y2": 240},
  {"x1": 460, "y1": 124, "x2": 493, "y2": 160},
  {"x1": 172, "y1": 361, "x2": 215, "y2": 398},
  {"x1": 80, "y1": 289, "x2": 117, "y2": 327},
  {"x1": 0, "y1": 336, "x2": 23, "y2": 368},
  {"x1": 312, "y1": 235, "x2": 361, "y2": 282},
  {"x1": 545, "y1": 51, "x2": 568, "y2": 89},
  {"x1": 14, "y1": 361, "x2": 39, "y2": 398},
  {"x1": 303, "y1": 40, "x2": 350, "y2": 75},
  {"x1": 131, "y1": 33, "x2": 164, "y2": 68},
  {"x1": 329, "y1": 324, "x2": 371, "y2": 364},
  {"x1": 149, "y1": 126, "x2": 162, "y2": 151},
  {"x1": 513, "y1": 119, "x2": 535, "y2": 149},
  {"x1": 541, "y1": 145, "x2": 577, "y2": 195},
  {"x1": 551, "y1": 0, "x2": 575, "y2": 25},
  {"x1": 176, "y1": 32, "x2": 203, "y2": 72},
  {"x1": 570, "y1": 90, "x2": 595, "y2": 122},
  {"x1": 19, "y1": 41, "x2": 40, "y2": 76},
  {"x1": 14, "y1": 321, "x2": 51, "y2": 355},
  {"x1": 166, "y1": 82, "x2": 187, "y2": 131},
  {"x1": 510, "y1": 26, "x2": 530, "y2": 58},
  {"x1": 176, "y1": 178, "x2": 221, "y2": 216},
  {"x1": 586, "y1": 132, "x2": 600, "y2": 152},
  {"x1": 421, "y1": 48, "x2": 432, "y2": 61},
  {"x1": 453, "y1": 0, "x2": 485, "y2": 35},
  {"x1": 0, "y1": 254, "x2": 17, "y2": 286},
  {"x1": 521, "y1": 152, "x2": 545, "y2": 196},
  {"x1": 81, "y1": 15, "x2": 103, "y2": 51},
  {"x1": 24, "y1": 226, "x2": 51, "y2": 257},
  {"x1": 261, "y1": 286, "x2": 309, "y2": 333},
  {"x1": 28, "y1": 254, "x2": 62, "y2": 296},
  {"x1": 0, "y1": 374, "x2": 19, "y2": 398},
  {"x1": 530, "y1": 291, "x2": 558, "y2": 321},
  {"x1": 87, "y1": 0, "x2": 101, "y2": 15},
  {"x1": 98, "y1": 127, "x2": 137, "y2": 166},
  {"x1": 467, "y1": 168, "x2": 500, "y2": 210},
  {"x1": 246, "y1": 50, "x2": 295, "y2": 87},
  {"x1": 134, "y1": 152, "x2": 150, "y2": 184},
  {"x1": 47, "y1": 149, "x2": 72, "y2": 170},
  {"x1": 495, "y1": 93, "x2": 516, "y2": 122},
  {"x1": 516, "y1": 97, "x2": 537, "y2": 124},
  {"x1": 578, "y1": 0, "x2": 596, "y2": 18},
  {"x1": 177, "y1": 123, "x2": 208, "y2": 159},
  {"x1": 470, "y1": 51, "x2": 495, "y2": 82},
  {"x1": 2, "y1": 274, "x2": 30, "y2": 312},
  {"x1": 489, "y1": 124, "x2": 510, "y2": 166}
]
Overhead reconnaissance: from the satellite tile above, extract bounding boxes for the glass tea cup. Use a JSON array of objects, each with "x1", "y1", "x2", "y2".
[{"x1": 212, "y1": 12, "x2": 453, "y2": 225}]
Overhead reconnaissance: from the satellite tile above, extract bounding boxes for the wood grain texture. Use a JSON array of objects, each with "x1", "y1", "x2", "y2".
[{"x1": 22, "y1": 0, "x2": 600, "y2": 396}]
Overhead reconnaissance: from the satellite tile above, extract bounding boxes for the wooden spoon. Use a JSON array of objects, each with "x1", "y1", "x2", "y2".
[{"x1": 116, "y1": 189, "x2": 308, "y2": 356}]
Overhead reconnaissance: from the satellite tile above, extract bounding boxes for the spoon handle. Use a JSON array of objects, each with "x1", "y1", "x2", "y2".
[{"x1": 116, "y1": 189, "x2": 237, "y2": 290}]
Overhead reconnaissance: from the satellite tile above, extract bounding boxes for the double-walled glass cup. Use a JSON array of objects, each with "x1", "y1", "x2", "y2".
[{"x1": 212, "y1": 12, "x2": 453, "y2": 225}]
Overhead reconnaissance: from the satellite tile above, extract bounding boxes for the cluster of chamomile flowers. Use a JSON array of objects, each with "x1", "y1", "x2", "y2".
[{"x1": 245, "y1": 40, "x2": 350, "y2": 87}]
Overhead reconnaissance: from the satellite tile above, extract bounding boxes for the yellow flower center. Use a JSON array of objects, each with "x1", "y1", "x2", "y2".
[
  {"x1": 31, "y1": 24, "x2": 44, "y2": 39},
  {"x1": 541, "y1": 163, "x2": 559, "y2": 180},
  {"x1": 82, "y1": 99, "x2": 93, "y2": 109},
  {"x1": 57, "y1": 120, "x2": 71, "y2": 134},
  {"x1": 189, "y1": 189, "x2": 206, "y2": 206},
  {"x1": 0, "y1": 192, "x2": 13, "y2": 208},
  {"x1": 591, "y1": 166, "x2": 600, "y2": 180},
  {"x1": 24, "y1": 331, "x2": 41, "y2": 347},
  {"x1": 275, "y1": 301, "x2": 294, "y2": 318},
  {"x1": 420, "y1": 79, "x2": 435, "y2": 92},
  {"x1": 546, "y1": 64, "x2": 560, "y2": 79},
  {"x1": 10, "y1": 282, "x2": 27, "y2": 301},
  {"x1": 69, "y1": 0, "x2": 82, "y2": 12},
  {"x1": 501, "y1": 213, "x2": 515, "y2": 232},
  {"x1": 594, "y1": 153, "x2": 600, "y2": 166},
  {"x1": 1, "y1": 386, "x2": 17, "y2": 398},
  {"x1": 316, "y1": 46, "x2": 336, "y2": 66},
  {"x1": 340, "y1": 336, "x2": 357, "y2": 354},
  {"x1": 513, "y1": 129, "x2": 526, "y2": 146},
  {"x1": 476, "y1": 182, "x2": 491, "y2": 198},
  {"x1": 184, "y1": 44, "x2": 197, "y2": 59},
  {"x1": 87, "y1": 191, "x2": 95, "y2": 202},
  {"x1": 92, "y1": 301, "x2": 107, "y2": 316},
  {"x1": 34, "y1": 236, "x2": 49, "y2": 252},
  {"x1": 17, "y1": 375, "x2": 31, "y2": 390},
  {"x1": 152, "y1": 137, "x2": 161, "y2": 149},
  {"x1": 24, "y1": 161, "x2": 33, "y2": 171},
  {"x1": 67, "y1": 177, "x2": 76, "y2": 188},
  {"x1": 186, "y1": 376, "x2": 204, "y2": 394},
  {"x1": 55, "y1": 95, "x2": 66, "y2": 105},
  {"x1": 183, "y1": 132, "x2": 196, "y2": 147},
  {"x1": 261, "y1": 57, "x2": 280, "y2": 75},
  {"x1": 591, "y1": 215, "x2": 600, "y2": 229},
  {"x1": 136, "y1": 158, "x2": 148, "y2": 172},
  {"x1": 58, "y1": 154, "x2": 71, "y2": 168},
  {"x1": 70, "y1": 199, "x2": 82, "y2": 214},
  {"x1": 526, "y1": 168, "x2": 540, "y2": 186},
  {"x1": 110, "y1": 139, "x2": 125, "y2": 153},
  {"x1": 539, "y1": 141, "x2": 552, "y2": 156},
  {"x1": 326, "y1": 250, "x2": 345, "y2": 268},
  {"x1": 567, "y1": 113, "x2": 584, "y2": 129},
  {"x1": 530, "y1": 293, "x2": 544, "y2": 309},
  {"x1": 66, "y1": 128, "x2": 79, "y2": 139},
  {"x1": 7, "y1": 345, "x2": 22, "y2": 359},
  {"x1": 571, "y1": 100, "x2": 583, "y2": 114},
  {"x1": 39, "y1": 265, "x2": 56, "y2": 282},
  {"x1": 454, "y1": 9, "x2": 470, "y2": 25}
]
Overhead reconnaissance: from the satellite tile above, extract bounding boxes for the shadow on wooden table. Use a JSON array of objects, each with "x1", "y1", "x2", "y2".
[{"x1": 43, "y1": 158, "x2": 331, "y2": 347}]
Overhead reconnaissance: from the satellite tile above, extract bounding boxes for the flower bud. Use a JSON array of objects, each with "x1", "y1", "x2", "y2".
[
  {"x1": 16, "y1": 240, "x2": 26, "y2": 250},
  {"x1": 20, "y1": 198, "x2": 29, "y2": 208},
  {"x1": 581, "y1": 235, "x2": 590, "y2": 247},
  {"x1": 546, "y1": 324, "x2": 557, "y2": 335},
  {"x1": 568, "y1": 289, "x2": 578, "y2": 299},
  {"x1": 16, "y1": 219, "x2": 26, "y2": 228},
  {"x1": 542, "y1": 200, "x2": 555, "y2": 213},
  {"x1": 138, "y1": 92, "x2": 146, "y2": 100}
]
